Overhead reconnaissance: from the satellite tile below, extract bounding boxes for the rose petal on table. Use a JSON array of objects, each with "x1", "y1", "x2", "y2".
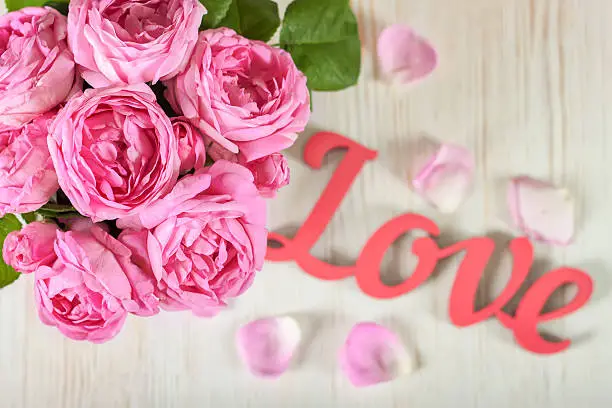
[
  {"x1": 236, "y1": 317, "x2": 301, "y2": 379},
  {"x1": 412, "y1": 144, "x2": 475, "y2": 213},
  {"x1": 507, "y1": 177, "x2": 575, "y2": 246},
  {"x1": 339, "y1": 322, "x2": 414, "y2": 387},
  {"x1": 377, "y1": 24, "x2": 438, "y2": 84}
]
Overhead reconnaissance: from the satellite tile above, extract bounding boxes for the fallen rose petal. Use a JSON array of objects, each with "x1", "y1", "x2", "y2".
[
  {"x1": 339, "y1": 322, "x2": 414, "y2": 387},
  {"x1": 412, "y1": 144, "x2": 475, "y2": 213},
  {"x1": 236, "y1": 317, "x2": 301, "y2": 379},
  {"x1": 377, "y1": 24, "x2": 437, "y2": 84},
  {"x1": 508, "y1": 177, "x2": 575, "y2": 245}
]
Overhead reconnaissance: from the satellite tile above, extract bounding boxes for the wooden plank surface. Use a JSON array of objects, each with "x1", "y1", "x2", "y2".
[{"x1": 1, "y1": 0, "x2": 611, "y2": 406}]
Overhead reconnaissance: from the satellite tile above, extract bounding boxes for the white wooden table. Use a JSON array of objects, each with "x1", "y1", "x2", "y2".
[{"x1": 1, "y1": 0, "x2": 611, "y2": 407}]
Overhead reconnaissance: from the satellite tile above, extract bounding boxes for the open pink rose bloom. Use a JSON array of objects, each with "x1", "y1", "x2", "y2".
[
  {"x1": 165, "y1": 28, "x2": 310, "y2": 162},
  {"x1": 0, "y1": 113, "x2": 59, "y2": 216},
  {"x1": 67, "y1": 0, "x2": 206, "y2": 87},
  {"x1": 47, "y1": 84, "x2": 180, "y2": 222},
  {"x1": 118, "y1": 161, "x2": 267, "y2": 317},
  {"x1": 0, "y1": 7, "x2": 77, "y2": 126},
  {"x1": 35, "y1": 225, "x2": 158, "y2": 343}
]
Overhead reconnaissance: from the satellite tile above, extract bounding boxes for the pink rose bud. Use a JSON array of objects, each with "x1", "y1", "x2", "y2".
[
  {"x1": 118, "y1": 161, "x2": 267, "y2": 317},
  {"x1": 246, "y1": 153, "x2": 290, "y2": 198},
  {"x1": 0, "y1": 7, "x2": 77, "y2": 126},
  {"x1": 164, "y1": 28, "x2": 310, "y2": 162},
  {"x1": 2, "y1": 222, "x2": 59, "y2": 274},
  {"x1": 205, "y1": 142, "x2": 289, "y2": 198},
  {"x1": 0, "y1": 113, "x2": 59, "y2": 216},
  {"x1": 35, "y1": 226, "x2": 159, "y2": 343},
  {"x1": 172, "y1": 117, "x2": 206, "y2": 174},
  {"x1": 48, "y1": 84, "x2": 180, "y2": 222},
  {"x1": 67, "y1": 0, "x2": 206, "y2": 87}
]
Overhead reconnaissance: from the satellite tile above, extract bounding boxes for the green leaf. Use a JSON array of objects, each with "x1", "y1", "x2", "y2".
[
  {"x1": 308, "y1": 87, "x2": 313, "y2": 111},
  {"x1": 35, "y1": 203, "x2": 80, "y2": 219},
  {"x1": 6, "y1": 0, "x2": 46, "y2": 11},
  {"x1": 44, "y1": 1, "x2": 69, "y2": 15},
  {"x1": 37, "y1": 203, "x2": 77, "y2": 214},
  {"x1": 21, "y1": 212, "x2": 38, "y2": 224},
  {"x1": 199, "y1": 0, "x2": 281, "y2": 42},
  {"x1": 6, "y1": 0, "x2": 67, "y2": 12},
  {"x1": 0, "y1": 214, "x2": 23, "y2": 289},
  {"x1": 200, "y1": 0, "x2": 233, "y2": 28},
  {"x1": 280, "y1": 0, "x2": 361, "y2": 91}
]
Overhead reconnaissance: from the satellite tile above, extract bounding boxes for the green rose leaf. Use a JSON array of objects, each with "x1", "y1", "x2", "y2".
[
  {"x1": 6, "y1": 0, "x2": 45, "y2": 11},
  {"x1": 0, "y1": 214, "x2": 23, "y2": 289},
  {"x1": 6, "y1": 0, "x2": 65, "y2": 12},
  {"x1": 44, "y1": 1, "x2": 69, "y2": 15},
  {"x1": 200, "y1": 0, "x2": 233, "y2": 28},
  {"x1": 199, "y1": 0, "x2": 281, "y2": 42},
  {"x1": 37, "y1": 203, "x2": 77, "y2": 214},
  {"x1": 280, "y1": 0, "x2": 361, "y2": 91},
  {"x1": 35, "y1": 203, "x2": 80, "y2": 219},
  {"x1": 21, "y1": 212, "x2": 38, "y2": 224}
]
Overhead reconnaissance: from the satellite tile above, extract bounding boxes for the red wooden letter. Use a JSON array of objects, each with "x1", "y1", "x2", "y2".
[
  {"x1": 447, "y1": 238, "x2": 534, "y2": 326},
  {"x1": 498, "y1": 268, "x2": 593, "y2": 354},
  {"x1": 354, "y1": 214, "x2": 441, "y2": 298},
  {"x1": 266, "y1": 132, "x2": 378, "y2": 280}
]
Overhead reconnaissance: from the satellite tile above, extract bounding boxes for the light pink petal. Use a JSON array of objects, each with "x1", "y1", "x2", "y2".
[
  {"x1": 339, "y1": 322, "x2": 414, "y2": 388},
  {"x1": 508, "y1": 177, "x2": 575, "y2": 246},
  {"x1": 412, "y1": 144, "x2": 475, "y2": 213},
  {"x1": 236, "y1": 317, "x2": 301, "y2": 379},
  {"x1": 377, "y1": 24, "x2": 437, "y2": 84}
]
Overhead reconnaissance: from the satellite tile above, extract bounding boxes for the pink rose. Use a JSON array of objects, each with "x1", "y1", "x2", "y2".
[
  {"x1": 207, "y1": 143, "x2": 290, "y2": 198},
  {"x1": 48, "y1": 84, "x2": 180, "y2": 222},
  {"x1": 172, "y1": 117, "x2": 206, "y2": 174},
  {"x1": 246, "y1": 153, "x2": 290, "y2": 198},
  {"x1": 67, "y1": 0, "x2": 206, "y2": 87},
  {"x1": 118, "y1": 161, "x2": 267, "y2": 317},
  {"x1": 0, "y1": 113, "x2": 59, "y2": 216},
  {"x1": 165, "y1": 28, "x2": 310, "y2": 162},
  {"x1": 3, "y1": 222, "x2": 59, "y2": 274},
  {"x1": 0, "y1": 7, "x2": 77, "y2": 126},
  {"x1": 35, "y1": 225, "x2": 159, "y2": 343}
]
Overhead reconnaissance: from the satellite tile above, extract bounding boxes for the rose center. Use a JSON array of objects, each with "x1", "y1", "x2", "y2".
[
  {"x1": 165, "y1": 221, "x2": 240, "y2": 292},
  {"x1": 219, "y1": 48, "x2": 282, "y2": 114},
  {"x1": 82, "y1": 105, "x2": 160, "y2": 202},
  {"x1": 103, "y1": 0, "x2": 174, "y2": 44}
]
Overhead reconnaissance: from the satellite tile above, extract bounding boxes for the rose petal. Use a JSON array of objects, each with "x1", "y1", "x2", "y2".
[
  {"x1": 377, "y1": 24, "x2": 437, "y2": 84},
  {"x1": 339, "y1": 322, "x2": 414, "y2": 387},
  {"x1": 236, "y1": 317, "x2": 301, "y2": 379},
  {"x1": 412, "y1": 144, "x2": 475, "y2": 213},
  {"x1": 507, "y1": 177, "x2": 575, "y2": 246}
]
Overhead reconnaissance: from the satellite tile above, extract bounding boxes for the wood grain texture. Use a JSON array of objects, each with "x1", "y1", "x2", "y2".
[{"x1": 1, "y1": 0, "x2": 611, "y2": 407}]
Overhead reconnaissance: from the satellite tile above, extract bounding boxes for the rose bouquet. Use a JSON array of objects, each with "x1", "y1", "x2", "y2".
[{"x1": 0, "y1": 0, "x2": 360, "y2": 342}]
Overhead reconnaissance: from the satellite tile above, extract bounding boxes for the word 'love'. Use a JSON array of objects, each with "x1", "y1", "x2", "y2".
[{"x1": 266, "y1": 132, "x2": 594, "y2": 355}]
